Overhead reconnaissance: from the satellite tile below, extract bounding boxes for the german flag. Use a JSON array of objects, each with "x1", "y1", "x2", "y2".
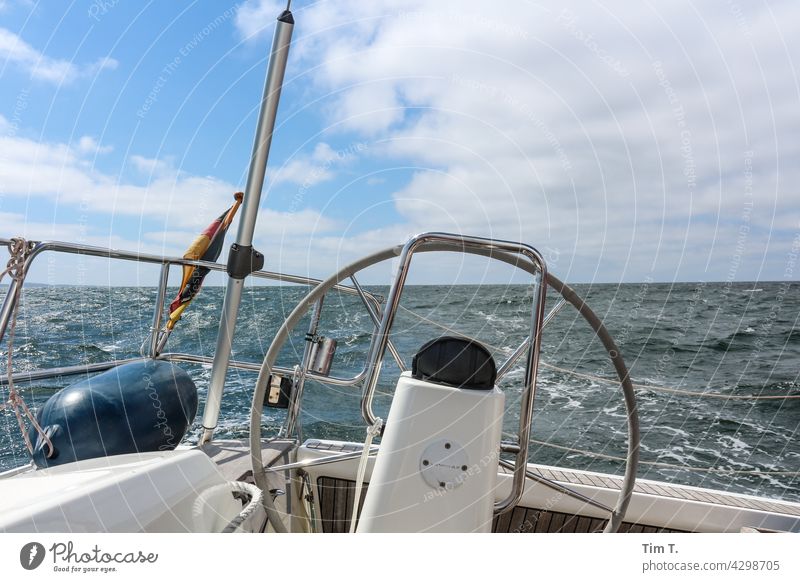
[{"x1": 166, "y1": 192, "x2": 243, "y2": 330}]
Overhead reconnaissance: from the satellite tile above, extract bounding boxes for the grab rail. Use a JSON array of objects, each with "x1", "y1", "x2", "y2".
[{"x1": 0, "y1": 238, "x2": 383, "y2": 386}]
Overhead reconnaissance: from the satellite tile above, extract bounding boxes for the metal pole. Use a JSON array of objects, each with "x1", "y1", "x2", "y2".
[
  {"x1": 149, "y1": 264, "x2": 170, "y2": 357},
  {"x1": 0, "y1": 279, "x2": 21, "y2": 345},
  {"x1": 0, "y1": 239, "x2": 33, "y2": 345},
  {"x1": 283, "y1": 297, "x2": 324, "y2": 438},
  {"x1": 199, "y1": 8, "x2": 294, "y2": 444}
]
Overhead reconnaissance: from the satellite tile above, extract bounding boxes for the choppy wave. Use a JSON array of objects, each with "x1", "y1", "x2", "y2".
[{"x1": 1, "y1": 282, "x2": 798, "y2": 502}]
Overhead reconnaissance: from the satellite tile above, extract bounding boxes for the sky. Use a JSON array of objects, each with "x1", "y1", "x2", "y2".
[{"x1": 0, "y1": 0, "x2": 798, "y2": 286}]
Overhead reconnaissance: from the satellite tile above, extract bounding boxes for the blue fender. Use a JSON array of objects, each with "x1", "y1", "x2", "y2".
[{"x1": 29, "y1": 360, "x2": 198, "y2": 468}]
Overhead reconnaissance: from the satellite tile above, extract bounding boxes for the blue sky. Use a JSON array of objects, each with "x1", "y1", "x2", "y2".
[{"x1": 1, "y1": 0, "x2": 798, "y2": 286}]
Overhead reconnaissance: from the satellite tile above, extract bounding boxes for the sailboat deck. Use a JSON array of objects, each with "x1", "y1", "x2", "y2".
[
  {"x1": 302, "y1": 439, "x2": 800, "y2": 519},
  {"x1": 522, "y1": 465, "x2": 800, "y2": 518},
  {"x1": 201, "y1": 438, "x2": 295, "y2": 482},
  {"x1": 198, "y1": 439, "x2": 800, "y2": 532},
  {"x1": 302, "y1": 440, "x2": 800, "y2": 532}
]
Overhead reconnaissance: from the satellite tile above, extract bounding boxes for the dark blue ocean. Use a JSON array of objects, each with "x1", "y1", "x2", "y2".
[{"x1": 1, "y1": 282, "x2": 798, "y2": 502}]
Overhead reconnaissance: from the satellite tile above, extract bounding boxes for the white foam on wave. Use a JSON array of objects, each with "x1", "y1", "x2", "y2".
[
  {"x1": 718, "y1": 435, "x2": 750, "y2": 452},
  {"x1": 602, "y1": 404, "x2": 626, "y2": 418},
  {"x1": 655, "y1": 450, "x2": 692, "y2": 464},
  {"x1": 756, "y1": 473, "x2": 792, "y2": 490},
  {"x1": 654, "y1": 425, "x2": 691, "y2": 439}
]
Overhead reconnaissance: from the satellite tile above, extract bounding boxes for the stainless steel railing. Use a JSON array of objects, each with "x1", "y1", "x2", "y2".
[{"x1": 0, "y1": 238, "x2": 384, "y2": 387}]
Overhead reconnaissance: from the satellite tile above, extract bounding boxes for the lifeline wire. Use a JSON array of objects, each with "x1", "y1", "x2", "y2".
[{"x1": 398, "y1": 304, "x2": 800, "y2": 400}]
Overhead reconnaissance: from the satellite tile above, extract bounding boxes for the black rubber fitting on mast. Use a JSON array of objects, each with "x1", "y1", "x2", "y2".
[
  {"x1": 278, "y1": 10, "x2": 294, "y2": 24},
  {"x1": 226, "y1": 244, "x2": 265, "y2": 279}
]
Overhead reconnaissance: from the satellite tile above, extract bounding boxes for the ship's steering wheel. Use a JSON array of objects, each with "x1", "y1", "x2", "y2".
[{"x1": 250, "y1": 243, "x2": 639, "y2": 533}]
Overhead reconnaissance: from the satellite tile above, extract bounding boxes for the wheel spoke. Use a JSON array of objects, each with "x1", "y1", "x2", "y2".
[
  {"x1": 350, "y1": 275, "x2": 407, "y2": 372},
  {"x1": 495, "y1": 298, "x2": 566, "y2": 381}
]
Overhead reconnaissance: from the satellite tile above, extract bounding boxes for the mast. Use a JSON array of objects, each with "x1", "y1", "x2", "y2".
[{"x1": 199, "y1": 6, "x2": 294, "y2": 444}]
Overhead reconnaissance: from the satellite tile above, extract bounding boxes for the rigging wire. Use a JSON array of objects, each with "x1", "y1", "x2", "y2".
[
  {"x1": 523, "y1": 437, "x2": 800, "y2": 477},
  {"x1": 397, "y1": 304, "x2": 800, "y2": 400}
]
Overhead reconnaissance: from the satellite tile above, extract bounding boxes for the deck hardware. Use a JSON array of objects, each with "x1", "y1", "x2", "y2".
[
  {"x1": 419, "y1": 439, "x2": 468, "y2": 490},
  {"x1": 264, "y1": 375, "x2": 293, "y2": 409},
  {"x1": 308, "y1": 336, "x2": 337, "y2": 376},
  {"x1": 226, "y1": 244, "x2": 264, "y2": 279}
]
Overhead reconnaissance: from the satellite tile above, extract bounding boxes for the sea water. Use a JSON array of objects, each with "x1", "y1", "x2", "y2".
[{"x1": 1, "y1": 282, "x2": 798, "y2": 502}]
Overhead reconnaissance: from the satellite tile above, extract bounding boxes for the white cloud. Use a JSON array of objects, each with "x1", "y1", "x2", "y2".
[
  {"x1": 234, "y1": 0, "x2": 800, "y2": 282},
  {"x1": 0, "y1": 0, "x2": 34, "y2": 12},
  {"x1": 0, "y1": 27, "x2": 118, "y2": 84},
  {"x1": 0, "y1": 209, "x2": 180, "y2": 286},
  {"x1": 269, "y1": 142, "x2": 366, "y2": 187},
  {"x1": 4, "y1": 1, "x2": 798, "y2": 285},
  {"x1": 269, "y1": 142, "x2": 336, "y2": 186},
  {"x1": 130, "y1": 154, "x2": 173, "y2": 177},
  {"x1": 234, "y1": 0, "x2": 285, "y2": 41},
  {"x1": 145, "y1": 208, "x2": 340, "y2": 250},
  {"x1": 0, "y1": 128, "x2": 348, "y2": 284},
  {"x1": 0, "y1": 211, "x2": 83, "y2": 241},
  {"x1": 0, "y1": 132, "x2": 240, "y2": 231},
  {"x1": 77, "y1": 136, "x2": 113, "y2": 155}
]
